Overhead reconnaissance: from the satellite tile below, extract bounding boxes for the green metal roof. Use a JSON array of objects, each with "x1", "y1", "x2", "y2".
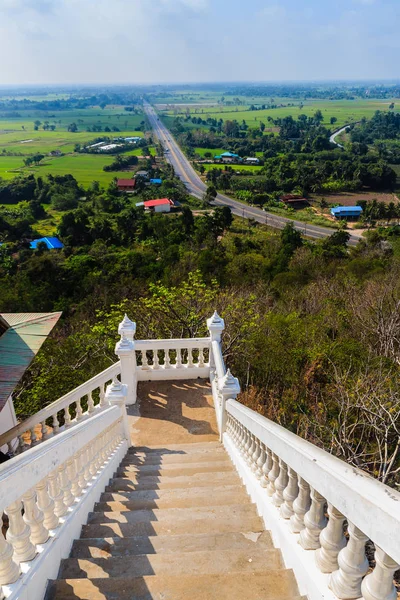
[{"x1": 0, "y1": 312, "x2": 62, "y2": 412}]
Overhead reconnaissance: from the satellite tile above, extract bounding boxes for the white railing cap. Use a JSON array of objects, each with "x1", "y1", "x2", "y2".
[
  {"x1": 207, "y1": 311, "x2": 225, "y2": 332},
  {"x1": 118, "y1": 314, "x2": 136, "y2": 336},
  {"x1": 220, "y1": 369, "x2": 240, "y2": 395},
  {"x1": 115, "y1": 334, "x2": 135, "y2": 354}
]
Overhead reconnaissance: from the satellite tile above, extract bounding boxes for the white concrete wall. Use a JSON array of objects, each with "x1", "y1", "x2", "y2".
[{"x1": 0, "y1": 396, "x2": 17, "y2": 453}]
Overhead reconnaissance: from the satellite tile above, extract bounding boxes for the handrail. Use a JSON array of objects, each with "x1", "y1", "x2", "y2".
[
  {"x1": 226, "y1": 398, "x2": 400, "y2": 564},
  {"x1": 211, "y1": 340, "x2": 226, "y2": 379},
  {"x1": 0, "y1": 362, "x2": 121, "y2": 450}
]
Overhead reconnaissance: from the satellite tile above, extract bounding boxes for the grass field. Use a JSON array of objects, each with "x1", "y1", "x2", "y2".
[
  {"x1": 194, "y1": 147, "x2": 226, "y2": 157},
  {"x1": 201, "y1": 163, "x2": 263, "y2": 173},
  {"x1": 160, "y1": 99, "x2": 400, "y2": 129}
]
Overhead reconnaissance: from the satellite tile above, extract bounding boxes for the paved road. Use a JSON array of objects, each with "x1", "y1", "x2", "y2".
[{"x1": 144, "y1": 103, "x2": 361, "y2": 245}]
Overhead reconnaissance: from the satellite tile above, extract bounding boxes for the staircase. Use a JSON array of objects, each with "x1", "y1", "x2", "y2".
[{"x1": 46, "y1": 441, "x2": 302, "y2": 600}]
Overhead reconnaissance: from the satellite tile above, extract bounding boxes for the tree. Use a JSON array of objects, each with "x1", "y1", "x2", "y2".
[
  {"x1": 330, "y1": 117, "x2": 338, "y2": 126},
  {"x1": 67, "y1": 123, "x2": 78, "y2": 133}
]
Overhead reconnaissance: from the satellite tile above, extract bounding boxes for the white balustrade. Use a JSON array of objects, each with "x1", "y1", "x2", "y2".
[
  {"x1": 0, "y1": 404, "x2": 129, "y2": 600},
  {"x1": 135, "y1": 337, "x2": 210, "y2": 381},
  {"x1": 223, "y1": 398, "x2": 400, "y2": 600},
  {"x1": 0, "y1": 362, "x2": 121, "y2": 456}
]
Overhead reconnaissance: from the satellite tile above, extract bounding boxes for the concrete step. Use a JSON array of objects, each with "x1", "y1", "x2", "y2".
[
  {"x1": 121, "y1": 449, "x2": 227, "y2": 466},
  {"x1": 126, "y1": 442, "x2": 222, "y2": 455},
  {"x1": 115, "y1": 460, "x2": 233, "y2": 478},
  {"x1": 70, "y1": 531, "x2": 273, "y2": 558},
  {"x1": 59, "y1": 547, "x2": 283, "y2": 579},
  {"x1": 99, "y1": 484, "x2": 248, "y2": 508},
  {"x1": 87, "y1": 504, "x2": 259, "y2": 526},
  {"x1": 82, "y1": 511, "x2": 263, "y2": 538},
  {"x1": 106, "y1": 470, "x2": 241, "y2": 492},
  {"x1": 46, "y1": 571, "x2": 301, "y2": 600},
  {"x1": 96, "y1": 485, "x2": 249, "y2": 511}
]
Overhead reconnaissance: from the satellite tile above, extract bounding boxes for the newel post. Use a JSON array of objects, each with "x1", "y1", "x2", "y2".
[
  {"x1": 115, "y1": 314, "x2": 137, "y2": 405},
  {"x1": 105, "y1": 378, "x2": 131, "y2": 445},
  {"x1": 207, "y1": 311, "x2": 225, "y2": 373},
  {"x1": 219, "y1": 369, "x2": 240, "y2": 441}
]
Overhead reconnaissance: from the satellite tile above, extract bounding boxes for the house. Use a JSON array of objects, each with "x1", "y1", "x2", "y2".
[
  {"x1": 149, "y1": 178, "x2": 162, "y2": 185},
  {"x1": 214, "y1": 152, "x2": 242, "y2": 163},
  {"x1": 244, "y1": 157, "x2": 260, "y2": 164},
  {"x1": 280, "y1": 194, "x2": 309, "y2": 209},
  {"x1": 124, "y1": 136, "x2": 142, "y2": 143},
  {"x1": 139, "y1": 198, "x2": 173, "y2": 213},
  {"x1": 30, "y1": 237, "x2": 64, "y2": 250},
  {"x1": 117, "y1": 179, "x2": 136, "y2": 192},
  {"x1": 136, "y1": 170, "x2": 150, "y2": 180},
  {"x1": 331, "y1": 206, "x2": 363, "y2": 220},
  {"x1": 0, "y1": 312, "x2": 62, "y2": 448}
]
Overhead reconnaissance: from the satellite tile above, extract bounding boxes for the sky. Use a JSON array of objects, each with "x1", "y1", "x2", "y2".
[{"x1": 0, "y1": 0, "x2": 399, "y2": 85}]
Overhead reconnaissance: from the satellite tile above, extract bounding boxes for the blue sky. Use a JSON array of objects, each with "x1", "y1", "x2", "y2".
[{"x1": 0, "y1": 0, "x2": 398, "y2": 84}]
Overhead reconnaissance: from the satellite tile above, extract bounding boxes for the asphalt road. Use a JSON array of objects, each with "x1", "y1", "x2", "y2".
[{"x1": 144, "y1": 103, "x2": 361, "y2": 245}]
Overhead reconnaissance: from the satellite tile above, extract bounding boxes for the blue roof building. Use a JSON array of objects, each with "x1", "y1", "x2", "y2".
[
  {"x1": 30, "y1": 237, "x2": 64, "y2": 250},
  {"x1": 150, "y1": 178, "x2": 162, "y2": 185},
  {"x1": 331, "y1": 206, "x2": 363, "y2": 219}
]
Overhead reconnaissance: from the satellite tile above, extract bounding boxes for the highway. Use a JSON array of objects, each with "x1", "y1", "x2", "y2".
[{"x1": 144, "y1": 103, "x2": 361, "y2": 245}]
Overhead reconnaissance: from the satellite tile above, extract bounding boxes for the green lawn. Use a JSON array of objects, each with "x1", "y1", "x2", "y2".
[
  {"x1": 193, "y1": 147, "x2": 227, "y2": 158},
  {"x1": 201, "y1": 163, "x2": 263, "y2": 173}
]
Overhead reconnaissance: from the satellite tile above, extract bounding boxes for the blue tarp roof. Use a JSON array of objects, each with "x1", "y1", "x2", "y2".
[
  {"x1": 221, "y1": 152, "x2": 239, "y2": 157},
  {"x1": 30, "y1": 237, "x2": 64, "y2": 250},
  {"x1": 331, "y1": 206, "x2": 363, "y2": 216},
  {"x1": 150, "y1": 178, "x2": 162, "y2": 184}
]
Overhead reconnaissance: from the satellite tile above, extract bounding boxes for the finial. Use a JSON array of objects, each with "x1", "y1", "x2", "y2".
[{"x1": 220, "y1": 368, "x2": 240, "y2": 395}]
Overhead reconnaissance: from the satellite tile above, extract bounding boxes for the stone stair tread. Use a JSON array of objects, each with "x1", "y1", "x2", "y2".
[
  {"x1": 127, "y1": 442, "x2": 222, "y2": 454},
  {"x1": 122, "y1": 448, "x2": 226, "y2": 465},
  {"x1": 81, "y1": 513, "x2": 264, "y2": 538},
  {"x1": 59, "y1": 547, "x2": 283, "y2": 579},
  {"x1": 115, "y1": 461, "x2": 233, "y2": 477},
  {"x1": 87, "y1": 503, "x2": 259, "y2": 525},
  {"x1": 100, "y1": 483, "x2": 246, "y2": 503},
  {"x1": 106, "y1": 470, "x2": 241, "y2": 491},
  {"x1": 46, "y1": 571, "x2": 301, "y2": 600},
  {"x1": 98, "y1": 484, "x2": 248, "y2": 509},
  {"x1": 70, "y1": 531, "x2": 273, "y2": 558}
]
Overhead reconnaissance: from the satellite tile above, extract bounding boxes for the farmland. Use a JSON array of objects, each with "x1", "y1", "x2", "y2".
[
  {"x1": 0, "y1": 104, "x2": 149, "y2": 187},
  {"x1": 159, "y1": 98, "x2": 400, "y2": 130}
]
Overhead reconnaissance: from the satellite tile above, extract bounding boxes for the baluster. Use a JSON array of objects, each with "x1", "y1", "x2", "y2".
[
  {"x1": 299, "y1": 488, "x2": 327, "y2": 550},
  {"x1": 90, "y1": 438, "x2": 100, "y2": 477},
  {"x1": 7, "y1": 441, "x2": 14, "y2": 456},
  {"x1": 198, "y1": 347, "x2": 205, "y2": 368},
  {"x1": 64, "y1": 406, "x2": 72, "y2": 428},
  {"x1": 255, "y1": 441, "x2": 266, "y2": 480},
  {"x1": 99, "y1": 383, "x2": 106, "y2": 407},
  {"x1": 141, "y1": 350, "x2": 149, "y2": 370},
  {"x1": 75, "y1": 399, "x2": 83, "y2": 422},
  {"x1": 251, "y1": 436, "x2": 261, "y2": 473},
  {"x1": 187, "y1": 348, "x2": 194, "y2": 367},
  {"x1": 153, "y1": 349, "x2": 160, "y2": 369},
  {"x1": 22, "y1": 488, "x2": 48, "y2": 545},
  {"x1": 280, "y1": 467, "x2": 299, "y2": 519},
  {"x1": 36, "y1": 477, "x2": 59, "y2": 531},
  {"x1": 267, "y1": 453, "x2": 280, "y2": 496},
  {"x1": 48, "y1": 467, "x2": 68, "y2": 518},
  {"x1": 75, "y1": 449, "x2": 86, "y2": 495},
  {"x1": 5, "y1": 500, "x2": 36, "y2": 563},
  {"x1": 87, "y1": 391, "x2": 95, "y2": 414},
  {"x1": 30, "y1": 427, "x2": 37, "y2": 447},
  {"x1": 236, "y1": 422, "x2": 244, "y2": 453},
  {"x1": 41, "y1": 420, "x2": 51, "y2": 441},
  {"x1": 244, "y1": 430, "x2": 253, "y2": 463},
  {"x1": 58, "y1": 462, "x2": 74, "y2": 509},
  {"x1": 261, "y1": 446, "x2": 272, "y2": 488},
  {"x1": 17, "y1": 435, "x2": 27, "y2": 454},
  {"x1": 361, "y1": 547, "x2": 399, "y2": 600},
  {"x1": 290, "y1": 476, "x2": 311, "y2": 533},
  {"x1": 164, "y1": 349, "x2": 171, "y2": 368},
  {"x1": 315, "y1": 503, "x2": 346, "y2": 573},
  {"x1": 0, "y1": 526, "x2": 20, "y2": 585},
  {"x1": 329, "y1": 522, "x2": 369, "y2": 599},
  {"x1": 272, "y1": 458, "x2": 289, "y2": 507},
  {"x1": 52, "y1": 412, "x2": 60, "y2": 435},
  {"x1": 176, "y1": 348, "x2": 182, "y2": 368},
  {"x1": 83, "y1": 444, "x2": 93, "y2": 484},
  {"x1": 66, "y1": 456, "x2": 80, "y2": 500}
]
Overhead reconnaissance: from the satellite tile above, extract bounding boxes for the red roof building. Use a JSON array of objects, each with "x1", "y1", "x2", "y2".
[
  {"x1": 143, "y1": 198, "x2": 173, "y2": 213},
  {"x1": 117, "y1": 179, "x2": 136, "y2": 192}
]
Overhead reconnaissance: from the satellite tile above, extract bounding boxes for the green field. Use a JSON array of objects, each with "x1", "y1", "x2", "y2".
[
  {"x1": 194, "y1": 147, "x2": 227, "y2": 157},
  {"x1": 201, "y1": 163, "x2": 263, "y2": 173},
  {"x1": 160, "y1": 99, "x2": 400, "y2": 129}
]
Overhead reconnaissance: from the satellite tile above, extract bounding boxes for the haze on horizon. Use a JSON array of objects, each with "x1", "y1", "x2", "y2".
[{"x1": 0, "y1": 0, "x2": 399, "y2": 86}]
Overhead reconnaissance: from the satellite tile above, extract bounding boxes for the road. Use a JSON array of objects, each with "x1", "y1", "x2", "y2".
[
  {"x1": 329, "y1": 125, "x2": 349, "y2": 149},
  {"x1": 144, "y1": 103, "x2": 361, "y2": 245}
]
